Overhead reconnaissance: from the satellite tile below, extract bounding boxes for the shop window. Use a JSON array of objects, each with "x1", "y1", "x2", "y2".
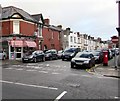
[
  {"x1": 16, "y1": 47, "x2": 21, "y2": 52},
  {"x1": 11, "y1": 46, "x2": 14, "y2": 52}
]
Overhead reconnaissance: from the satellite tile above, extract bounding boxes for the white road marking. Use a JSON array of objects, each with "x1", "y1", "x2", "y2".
[
  {"x1": 16, "y1": 69, "x2": 23, "y2": 71},
  {"x1": 5, "y1": 68, "x2": 13, "y2": 69},
  {"x1": 97, "y1": 68, "x2": 104, "y2": 70},
  {"x1": 82, "y1": 75, "x2": 92, "y2": 78},
  {"x1": 54, "y1": 91, "x2": 67, "y2": 101},
  {"x1": 108, "y1": 69, "x2": 115, "y2": 71},
  {"x1": 0, "y1": 80, "x2": 58, "y2": 90},
  {"x1": 26, "y1": 69, "x2": 37, "y2": 72},
  {"x1": 114, "y1": 96, "x2": 119, "y2": 99},
  {"x1": 70, "y1": 74, "x2": 79, "y2": 76},
  {"x1": 38, "y1": 71, "x2": 48, "y2": 73},
  {"x1": 46, "y1": 64, "x2": 50, "y2": 67},
  {"x1": 52, "y1": 72, "x2": 60, "y2": 75},
  {"x1": 0, "y1": 80, "x2": 13, "y2": 84}
]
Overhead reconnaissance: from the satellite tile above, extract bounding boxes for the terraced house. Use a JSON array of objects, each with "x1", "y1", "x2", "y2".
[{"x1": 1, "y1": 6, "x2": 44, "y2": 60}]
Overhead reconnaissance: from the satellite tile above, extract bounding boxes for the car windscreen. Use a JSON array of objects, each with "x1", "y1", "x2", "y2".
[
  {"x1": 92, "y1": 52, "x2": 99, "y2": 56},
  {"x1": 75, "y1": 53, "x2": 90, "y2": 58},
  {"x1": 64, "y1": 48, "x2": 76, "y2": 53},
  {"x1": 45, "y1": 51, "x2": 51, "y2": 54}
]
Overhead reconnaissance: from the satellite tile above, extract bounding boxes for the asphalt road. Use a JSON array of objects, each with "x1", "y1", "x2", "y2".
[{"x1": 1, "y1": 59, "x2": 119, "y2": 100}]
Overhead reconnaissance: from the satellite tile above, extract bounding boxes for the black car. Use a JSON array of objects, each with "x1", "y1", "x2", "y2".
[
  {"x1": 62, "y1": 48, "x2": 80, "y2": 61},
  {"x1": 22, "y1": 50, "x2": 45, "y2": 63},
  {"x1": 91, "y1": 51, "x2": 103, "y2": 63},
  {"x1": 45, "y1": 49, "x2": 58, "y2": 60}
]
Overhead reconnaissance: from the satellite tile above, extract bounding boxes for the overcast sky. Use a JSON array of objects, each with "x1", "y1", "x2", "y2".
[{"x1": 1, "y1": 0, "x2": 119, "y2": 40}]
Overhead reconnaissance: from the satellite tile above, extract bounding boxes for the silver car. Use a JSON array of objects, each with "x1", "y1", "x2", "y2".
[
  {"x1": 0, "y1": 50, "x2": 7, "y2": 60},
  {"x1": 71, "y1": 52, "x2": 95, "y2": 69}
]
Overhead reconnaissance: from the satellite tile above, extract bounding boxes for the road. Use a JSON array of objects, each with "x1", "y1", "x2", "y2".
[{"x1": 1, "y1": 59, "x2": 119, "y2": 100}]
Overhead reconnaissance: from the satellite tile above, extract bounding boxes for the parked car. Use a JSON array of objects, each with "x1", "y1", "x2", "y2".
[
  {"x1": 45, "y1": 49, "x2": 58, "y2": 60},
  {"x1": 71, "y1": 52, "x2": 95, "y2": 69},
  {"x1": 62, "y1": 47, "x2": 80, "y2": 61},
  {"x1": 91, "y1": 51, "x2": 103, "y2": 63},
  {"x1": 0, "y1": 50, "x2": 7, "y2": 60},
  {"x1": 22, "y1": 50, "x2": 45, "y2": 63},
  {"x1": 57, "y1": 50, "x2": 64, "y2": 59}
]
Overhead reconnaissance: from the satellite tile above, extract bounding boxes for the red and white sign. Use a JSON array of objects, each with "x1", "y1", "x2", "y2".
[{"x1": 111, "y1": 36, "x2": 119, "y2": 44}]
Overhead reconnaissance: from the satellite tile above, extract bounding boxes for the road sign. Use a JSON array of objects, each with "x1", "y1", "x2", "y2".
[{"x1": 111, "y1": 36, "x2": 119, "y2": 43}]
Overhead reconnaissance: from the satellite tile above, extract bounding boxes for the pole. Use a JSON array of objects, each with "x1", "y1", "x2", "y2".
[
  {"x1": 114, "y1": 44, "x2": 117, "y2": 68},
  {"x1": 116, "y1": 0, "x2": 120, "y2": 66}
]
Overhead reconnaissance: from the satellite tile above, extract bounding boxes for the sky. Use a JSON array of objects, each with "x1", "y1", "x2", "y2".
[{"x1": 0, "y1": 0, "x2": 119, "y2": 41}]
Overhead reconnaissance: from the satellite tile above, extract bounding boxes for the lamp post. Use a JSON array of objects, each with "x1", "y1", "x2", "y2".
[{"x1": 116, "y1": 0, "x2": 120, "y2": 66}]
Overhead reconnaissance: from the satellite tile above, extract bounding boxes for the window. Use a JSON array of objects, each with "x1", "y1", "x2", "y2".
[
  {"x1": 70, "y1": 36, "x2": 73, "y2": 42},
  {"x1": 13, "y1": 21, "x2": 20, "y2": 34},
  {"x1": 78, "y1": 38, "x2": 79, "y2": 42},
  {"x1": 74, "y1": 37, "x2": 76, "y2": 43},
  {"x1": 52, "y1": 31, "x2": 54, "y2": 39}
]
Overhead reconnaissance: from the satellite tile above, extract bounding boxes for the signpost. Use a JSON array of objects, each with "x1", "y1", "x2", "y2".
[{"x1": 116, "y1": 0, "x2": 120, "y2": 67}]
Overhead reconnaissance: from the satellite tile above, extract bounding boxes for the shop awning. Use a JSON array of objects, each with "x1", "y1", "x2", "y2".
[
  {"x1": 24, "y1": 41, "x2": 37, "y2": 47},
  {"x1": 10, "y1": 40, "x2": 24, "y2": 47}
]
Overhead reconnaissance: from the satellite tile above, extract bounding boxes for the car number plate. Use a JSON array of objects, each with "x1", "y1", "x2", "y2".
[
  {"x1": 24, "y1": 59, "x2": 28, "y2": 60},
  {"x1": 76, "y1": 62, "x2": 83, "y2": 65}
]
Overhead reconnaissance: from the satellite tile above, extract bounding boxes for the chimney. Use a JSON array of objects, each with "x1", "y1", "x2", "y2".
[
  {"x1": 57, "y1": 25, "x2": 62, "y2": 29},
  {"x1": 44, "y1": 19, "x2": 50, "y2": 25}
]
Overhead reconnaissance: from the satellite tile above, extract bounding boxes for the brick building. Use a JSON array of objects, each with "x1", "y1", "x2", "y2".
[
  {"x1": 42, "y1": 19, "x2": 62, "y2": 51},
  {"x1": 1, "y1": 6, "x2": 44, "y2": 60}
]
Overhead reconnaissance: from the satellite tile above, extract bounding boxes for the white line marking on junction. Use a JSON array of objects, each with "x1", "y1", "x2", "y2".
[
  {"x1": 52, "y1": 72, "x2": 60, "y2": 75},
  {"x1": 38, "y1": 71, "x2": 48, "y2": 73},
  {"x1": 0, "y1": 80, "x2": 58, "y2": 90},
  {"x1": 26, "y1": 69, "x2": 37, "y2": 72},
  {"x1": 114, "y1": 96, "x2": 119, "y2": 99},
  {"x1": 54, "y1": 91, "x2": 67, "y2": 101},
  {"x1": 5, "y1": 68, "x2": 13, "y2": 69},
  {"x1": 70, "y1": 74, "x2": 79, "y2": 76},
  {"x1": 82, "y1": 75, "x2": 92, "y2": 78},
  {"x1": 16, "y1": 69, "x2": 23, "y2": 71},
  {"x1": 0, "y1": 80, "x2": 13, "y2": 84}
]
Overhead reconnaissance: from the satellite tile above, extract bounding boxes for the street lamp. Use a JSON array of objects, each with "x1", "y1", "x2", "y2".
[{"x1": 116, "y1": 0, "x2": 120, "y2": 66}]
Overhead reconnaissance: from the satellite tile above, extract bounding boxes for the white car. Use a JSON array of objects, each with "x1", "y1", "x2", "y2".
[{"x1": 0, "y1": 50, "x2": 7, "y2": 60}]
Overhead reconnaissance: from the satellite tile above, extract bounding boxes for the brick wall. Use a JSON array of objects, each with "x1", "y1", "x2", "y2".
[{"x1": 42, "y1": 27, "x2": 61, "y2": 51}]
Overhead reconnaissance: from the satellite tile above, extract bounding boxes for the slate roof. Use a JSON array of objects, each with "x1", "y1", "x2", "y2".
[
  {"x1": 31, "y1": 14, "x2": 44, "y2": 24},
  {"x1": 2, "y1": 6, "x2": 37, "y2": 23}
]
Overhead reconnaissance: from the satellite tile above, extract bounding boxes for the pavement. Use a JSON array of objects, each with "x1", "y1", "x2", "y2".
[
  {"x1": 1, "y1": 56, "x2": 120, "y2": 79},
  {"x1": 89, "y1": 56, "x2": 120, "y2": 78}
]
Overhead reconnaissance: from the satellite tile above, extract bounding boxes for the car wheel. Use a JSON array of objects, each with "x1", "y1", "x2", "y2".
[
  {"x1": 42, "y1": 57, "x2": 45, "y2": 62},
  {"x1": 34, "y1": 58, "x2": 37, "y2": 63},
  {"x1": 22, "y1": 60, "x2": 25, "y2": 63},
  {"x1": 50, "y1": 57, "x2": 52, "y2": 61},
  {"x1": 3, "y1": 56, "x2": 6, "y2": 60},
  {"x1": 71, "y1": 63, "x2": 74, "y2": 68}
]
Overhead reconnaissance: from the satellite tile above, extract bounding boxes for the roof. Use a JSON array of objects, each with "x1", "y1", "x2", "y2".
[
  {"x1": 2, "y1": 6, "x2": 37, "y2": 23},
  {"x1": 31, "y1": 14, "x2": 44, "y2": 24}
]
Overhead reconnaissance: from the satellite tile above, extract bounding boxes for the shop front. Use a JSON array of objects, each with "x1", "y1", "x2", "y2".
[{"x1": 9, "y1": 39, "x2": 37, "y2": 60}]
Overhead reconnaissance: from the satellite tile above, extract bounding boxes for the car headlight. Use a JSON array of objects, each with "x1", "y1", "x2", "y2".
[
  {"x1": 71, "y1": 58, "x2": 75, "y2": 62},
  {"x1": 29, "y1": 55, "x2": 33, "y2": 58},
  {"x1": 70, "y1": 53, "x2": 74, "y2": 56},
  {"x1": 84, "y1": 61, "x2": 89, "y2": 64}
]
